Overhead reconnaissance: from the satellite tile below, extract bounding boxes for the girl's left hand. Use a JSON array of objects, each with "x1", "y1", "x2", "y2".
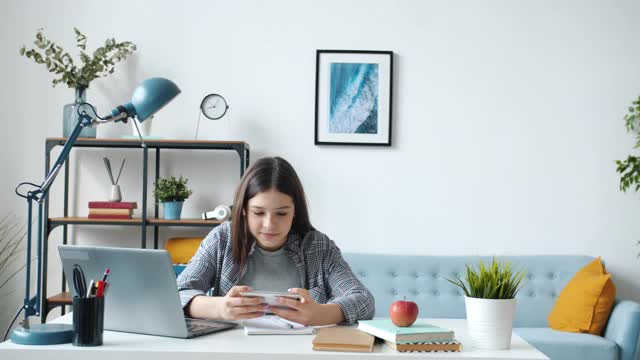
[{"x1": 268, "y1": 288, "x2": 324, "y2": 326}]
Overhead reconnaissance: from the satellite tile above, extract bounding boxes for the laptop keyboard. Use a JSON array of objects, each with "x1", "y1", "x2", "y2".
[
  {"x1": 185, "y1": 318, "x2": 237, "y2": 337},
  {"x1": 187, "y1": 323, "x2": 211, "y2": 333}
]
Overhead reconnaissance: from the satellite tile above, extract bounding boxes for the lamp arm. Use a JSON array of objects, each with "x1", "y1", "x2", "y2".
[
  {"x1": 38, "y1": 112, "x2": 92, "y2": 201},
  {"x1": 18, "y1": 112, "x2": 92, "y2": 320}
]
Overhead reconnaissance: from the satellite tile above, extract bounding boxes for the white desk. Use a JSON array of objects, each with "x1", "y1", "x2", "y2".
[{"x1": 0, "y1": 316, "x2": 549, "y2": 360}]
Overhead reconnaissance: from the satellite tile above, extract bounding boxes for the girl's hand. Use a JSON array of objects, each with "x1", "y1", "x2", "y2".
[
  {"x1": 215, "y1": 285, "x2": 268, "y2": 321},
  {"x1": 269, "y1": 288, "x2": 345, "y2": 326}
]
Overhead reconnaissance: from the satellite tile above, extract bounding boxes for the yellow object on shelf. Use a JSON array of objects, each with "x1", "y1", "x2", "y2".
[{"x1": 165, "y1": 237, "x2": 203, "y2": 264}]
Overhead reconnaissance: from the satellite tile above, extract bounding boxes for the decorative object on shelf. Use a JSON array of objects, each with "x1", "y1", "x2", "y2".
[
  {"x1": 102, "y1": 157, "x2": 125, "y2": 202},
  {"x1": 153, "y1": 176, "x2": 193, "y2": 220},
  {"x1": 11, "y1": 77, "x2": 180, "y2": 345},
  {"x1": 88, "y1": 201, "x2": 137, "y2": 219},
  {"x1": 195, "y1": 93, "x2": 230, "y2": 140},
  {"x1": 201, "y1": 205, "x2": 232, "y2": 221},
  {"x1": 63, "y1": 87, "x2": 96, "y2": 138},
  {"x1": 315, "y1": 50, "x2": 393, "y2": 146},
  {"x1": 19, "y1": 28, "x2": 137, "y2": 138},
  {"x1": 446, "y1": 259, "x2": 526, "y2": 350}
]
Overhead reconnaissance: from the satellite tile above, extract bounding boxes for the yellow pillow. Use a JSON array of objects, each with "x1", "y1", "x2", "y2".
[
  {"x1": 165, "y1": 237, "x2": 203, "y2": 264},
  {"x1": 548, "y1": 257, "x2": 616, "y2": 335}
]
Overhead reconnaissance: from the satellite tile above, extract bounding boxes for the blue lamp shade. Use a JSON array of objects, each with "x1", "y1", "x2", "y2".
[{"x1": 116, "y1": 77, "x2": 181, "y2": 121}]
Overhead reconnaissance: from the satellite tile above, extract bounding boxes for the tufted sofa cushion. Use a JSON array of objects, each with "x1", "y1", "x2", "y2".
[
  {"x1": 342, "y1": 254, "x2": 595, "y2": 327},
  {"x1": 515, "y1": 328, "x2": 618, "y2": 360}
]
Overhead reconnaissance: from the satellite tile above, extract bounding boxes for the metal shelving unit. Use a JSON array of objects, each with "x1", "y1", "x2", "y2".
[{"x1": 41, "y1": 138, "x2": 250, "y2": 322}]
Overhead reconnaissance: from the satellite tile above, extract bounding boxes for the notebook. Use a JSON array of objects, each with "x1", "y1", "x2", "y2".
[
  {"x1": 58, "y1": 245, "x2": 237, "y2": 338},
  {"x1": 357, "y1": 319, "x2": 454, "y2": 343},
  {"x1": 312, "y1": 327, "x2": 375, "y2": 352},
  {"x1": 243, "y1": 315, "x2": 314, "y2": 335},
  {"x1": 386, "y1": 340, "x2": 462, "y2": 352}
]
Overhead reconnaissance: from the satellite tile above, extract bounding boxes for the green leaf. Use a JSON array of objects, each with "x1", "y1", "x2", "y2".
[
  {"x1": 445, "y1": 258, "x2": 527, "y2": 299},
  {"x1": 19, "y1": 28, "x2": 136, "y2": 88}
]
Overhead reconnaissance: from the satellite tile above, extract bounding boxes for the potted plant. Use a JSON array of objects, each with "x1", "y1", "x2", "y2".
[
  {"x1": 615, "y1": 95, "x2": 640, "y2": 192},
  {"x1": 447, "y1": 259, "x2": 526, "y2": 350},
  {"x1": 153, "y1": 176, "x2": 193, "y2": 220},
  {"x1": 19, "y1": 28, "x2": 136, "y2": 138},
  {"x1": 0, "y1": 214, "x2": 26, "y2": 294},
  {"x1": 615, "y1": 95, "x2": 640, "y2": 255}
]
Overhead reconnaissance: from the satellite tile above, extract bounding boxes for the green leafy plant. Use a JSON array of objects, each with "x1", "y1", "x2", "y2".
[
  {"x1": 446, "y1": 258, "x2": 526, "y2": 299},
  {"x1": 19, "y1": 28, "x2": 136, "y2": 88},
  {"x1": 153, "y1": 176, "x2": 193, "y2": 203},
  {"x1": 0, "y1": 214, "x2": 27, "y2": 295},
  {"x1": 615, "y1": 95, "x2": 640, "y2": 193}
]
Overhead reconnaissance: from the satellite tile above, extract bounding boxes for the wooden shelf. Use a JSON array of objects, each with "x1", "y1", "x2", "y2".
[
  {"x1": 47, "y1": 292, "x2": 72, "y2": 306},
  {"x1": 49, "y1": 217, "x2": 222, "y2": 227},
  {"x1": 46, "y1": 137, "x2": 249, "y2": 150},
  {"x1": 148, "y1": 218, "x2": 222, "y2": 226}
]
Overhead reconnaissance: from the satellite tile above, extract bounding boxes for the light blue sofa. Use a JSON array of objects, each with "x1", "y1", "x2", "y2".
[{"x1": 343, "y1": 254, "x2": 640, "y2": 360}]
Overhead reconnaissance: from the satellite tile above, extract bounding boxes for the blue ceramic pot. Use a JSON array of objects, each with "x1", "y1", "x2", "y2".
[{"x1": 162, "y1": 201, "x2": 184, "y2": 220}]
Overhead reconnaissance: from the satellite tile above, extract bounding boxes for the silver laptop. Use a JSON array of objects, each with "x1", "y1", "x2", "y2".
[{"x1": 58, "y1": 245, "x2": 237, "y2": 338}]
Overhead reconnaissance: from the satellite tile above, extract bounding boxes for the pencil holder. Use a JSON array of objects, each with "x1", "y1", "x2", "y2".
[
  {"x1": 109, "y1": 184, "x2": 122, "y2": 202},
  {"x1": 72, "y1": 296, "x2": 104, "y2": 346}
]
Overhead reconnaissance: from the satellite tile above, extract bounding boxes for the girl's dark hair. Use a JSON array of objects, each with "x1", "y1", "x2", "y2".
[{"x1": 231, "y1": 156, "x2": 313, "y2": 266}]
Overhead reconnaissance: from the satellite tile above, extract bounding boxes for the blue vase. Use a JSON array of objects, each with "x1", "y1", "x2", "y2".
[
  {"x1": 163, "y1": 201, "x2": 184, "y2": 220},
  {"x1": 63, "y1": 87, "x2": 97, "y2": 138}
]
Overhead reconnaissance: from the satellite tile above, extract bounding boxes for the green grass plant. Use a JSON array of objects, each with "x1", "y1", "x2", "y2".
[{"x1": 446, "y1": 258, "x2": 526, "y2": 299}]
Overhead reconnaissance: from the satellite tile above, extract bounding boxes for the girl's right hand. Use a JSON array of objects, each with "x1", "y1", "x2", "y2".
[{"x1": 216, "y1": 285, "x2": 267, "y2": 321}]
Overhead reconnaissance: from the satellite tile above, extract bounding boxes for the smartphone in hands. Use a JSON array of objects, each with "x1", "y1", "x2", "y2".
[{"x1": 240, "y1": 291, "x2": 302, "y2": 307}]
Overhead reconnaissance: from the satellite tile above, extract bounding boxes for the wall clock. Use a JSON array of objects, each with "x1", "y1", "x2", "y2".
[{"x1": 200, "y1": 94, "x2": 229, "y2": 120}]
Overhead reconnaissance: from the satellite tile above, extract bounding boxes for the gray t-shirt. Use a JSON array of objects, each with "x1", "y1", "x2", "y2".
[{"x1": 237, "y1": 245, "x2": 302, "y2": 291}]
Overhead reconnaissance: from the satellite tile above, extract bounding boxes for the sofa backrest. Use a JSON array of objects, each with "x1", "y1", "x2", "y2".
[{"x1": 343, "y1": 254, "x2": 594, "y2": 327}]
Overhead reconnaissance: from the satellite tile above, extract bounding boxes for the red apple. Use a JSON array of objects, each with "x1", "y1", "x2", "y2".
[{"x1": 389, "y1": 297, "x2": 419, "y2": 327}]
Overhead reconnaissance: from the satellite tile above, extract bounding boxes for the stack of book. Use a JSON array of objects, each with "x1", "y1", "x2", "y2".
[
  {"x1": 357, "y1": 319, "x2": 461, "y2": 353},
  {"x1": 88, "y1": 201, "x2": 137, "y2": 219}
]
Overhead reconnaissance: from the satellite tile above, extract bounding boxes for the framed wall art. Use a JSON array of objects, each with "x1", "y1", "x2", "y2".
[{"x1": 314, "y1": 50, "x2": 393, "y2": 146}]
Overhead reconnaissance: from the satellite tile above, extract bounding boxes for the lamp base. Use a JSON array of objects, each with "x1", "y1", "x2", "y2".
[{"x1": 10, "y1": 323, "x2": 73, "y2": 345}]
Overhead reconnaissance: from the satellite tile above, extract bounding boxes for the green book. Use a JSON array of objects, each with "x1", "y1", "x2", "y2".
[{"x1": 357, "y1": 319, "x2": 454, "y2": 344}]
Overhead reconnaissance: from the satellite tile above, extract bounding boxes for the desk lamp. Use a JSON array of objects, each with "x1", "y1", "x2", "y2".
[{"x1": 10, "y1": 77, "x2": 181, "y2": 345}]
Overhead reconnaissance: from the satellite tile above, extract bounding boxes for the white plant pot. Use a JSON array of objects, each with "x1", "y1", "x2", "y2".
[{"x1": 465, "y1": 296, "x2": 516, "y2": 350}]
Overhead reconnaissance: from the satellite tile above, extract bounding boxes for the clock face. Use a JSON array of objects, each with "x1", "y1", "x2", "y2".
[{"x1": 200, "y1": 94, "x2": 228, "y2": 120}]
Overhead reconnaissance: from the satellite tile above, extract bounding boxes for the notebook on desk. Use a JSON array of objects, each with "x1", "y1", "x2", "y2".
[
  {"x1": 242, "y1": 315, "x2": 314, "y2": 335},
  {"x1": 58, "y1": 245, "x2": 237, "y2": 338},
  {"x1": 312, "y1": 327, "x2": 375, "y2": 352}
]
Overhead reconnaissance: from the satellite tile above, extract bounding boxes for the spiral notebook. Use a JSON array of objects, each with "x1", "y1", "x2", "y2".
[{"x1": 242, "y1": 315, "x2": 314, "y2": 335}]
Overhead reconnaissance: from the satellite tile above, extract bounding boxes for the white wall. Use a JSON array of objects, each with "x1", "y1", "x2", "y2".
[{"x1": 2, "y1": 0, "x2": 640, "y2": 333}]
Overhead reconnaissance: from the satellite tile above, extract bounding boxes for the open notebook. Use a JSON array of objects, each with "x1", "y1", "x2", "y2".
[{"x1": 243, "y1": 315, "x2": 314, "y2": 335}]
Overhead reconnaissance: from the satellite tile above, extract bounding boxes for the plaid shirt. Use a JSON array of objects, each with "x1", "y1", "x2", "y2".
[{"x1": 177, "y1": 221, "x2": 374, "y2": 324}]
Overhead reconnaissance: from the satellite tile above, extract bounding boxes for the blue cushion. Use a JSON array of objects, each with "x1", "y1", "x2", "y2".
[{"x1": 515, "y1": 327, "x2": 618, "y2": 360}]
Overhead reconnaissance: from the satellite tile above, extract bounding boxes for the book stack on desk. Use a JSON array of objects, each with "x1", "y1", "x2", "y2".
[
  {"x1": 88, "y1": 201, "x2": 137, "y2": 219},
  {"x1": 357, "y1": 319, "x2": 461, "y2": 353}
]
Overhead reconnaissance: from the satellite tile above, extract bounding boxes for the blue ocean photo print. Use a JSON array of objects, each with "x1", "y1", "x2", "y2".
[
  {"x1": 315, "y1": 50, "x2": 393, "y2": 146},
  {"x1": 329, "y1": 62, "x2": 379, "y2": 134}
]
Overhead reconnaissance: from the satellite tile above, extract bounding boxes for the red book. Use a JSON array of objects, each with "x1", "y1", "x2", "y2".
[
  {"x1": 88, "y1": 214, "x2": 133, "y2": 219},
  {"x1": 88, "y1": 201, "x2": 138, "y2": 209}
]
